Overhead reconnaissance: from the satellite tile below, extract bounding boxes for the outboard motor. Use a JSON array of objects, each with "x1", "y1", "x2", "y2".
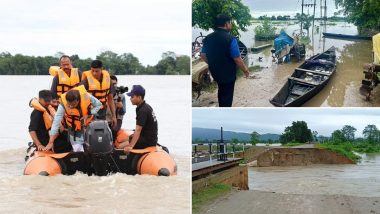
[{"x1": 85, "y1": 120, "x2": 113, "y2": 176}]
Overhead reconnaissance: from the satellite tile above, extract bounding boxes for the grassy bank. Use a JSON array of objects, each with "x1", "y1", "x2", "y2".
[
  {"x1": 192, "y1": 183, "x2": 232, "y2": 213},
  {"x1": 283, "y1": 142, "x2": 304, "y2": 147},
  {"x1": 316, "y1": 142, "x2": 380, "y2": 162},
  {"x1": 352, "y1": 142, "x2": 380, "y2": 153},
  {"x1": 316, "y1": 143, "x2": 361, "y2": 162}
]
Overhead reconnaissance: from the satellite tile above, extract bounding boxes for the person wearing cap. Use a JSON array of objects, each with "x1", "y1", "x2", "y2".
[
  {"x1": 124, "y1": 85, "x2": 158, "y2": 174},
  {"x1": 80, "y1": 59, "x2": 117, "y2": 129},
  {"x1": 28, "y1": 90, "x2": 71, "y2": 152},
  {"x1": 200, "y1": 14, "x2": 250, "y2": 107}
]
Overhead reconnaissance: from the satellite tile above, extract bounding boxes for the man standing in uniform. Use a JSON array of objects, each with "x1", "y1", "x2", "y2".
[
  {"x1": 124, "y1": 85, "x2": 158, "y2": 174},
  {"x1": 201, "y1": 14, "x2": 250, "y2": 107},
  {"x1": 50, "y1": 55, "x2": 81, "y2": 98},
  {"x1": 80, "y1": 60, "x2": 117, "y2": 129}
]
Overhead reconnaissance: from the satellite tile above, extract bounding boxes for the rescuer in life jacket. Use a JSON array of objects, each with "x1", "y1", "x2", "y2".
[
  {"x1": 44, "y1": 85, "x2": 102, "y2": 152},
  {"x1": 50, "y1": 55, "x2": 81, "y2": 98},
  {"x1": 80, "y1": 60, "x2": 117, "y2": 129},
  {"x1": 28, "y1": 90, "x2": 72, "y2": 153}
]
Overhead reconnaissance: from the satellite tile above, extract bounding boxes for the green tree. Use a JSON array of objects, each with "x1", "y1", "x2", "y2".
[
  {"x1": 280, "y1": 121, "x2": 312, "y2": 144},
  {"x1": 341, "y1": 125, "x2": 357, "y2": 141},
  {"x1": 295, "y1": 13, "x2": 314, "y2": 36},
  {"x1": 331, "y1": 130, "x2": 346, "y2": 143},
  {"x1": 192, "y1": 0, "x2": 252, "y2": 36},
  {"x1": 231, "y1": 138, "x2": 240, "y2": 144},
  {"x1": 254, "y1": 19, "x2": 277, "y2": 40},
  {"x1": 155, "y1": 56, "x2": 176, "y2": 75},
  {"x1": 250, "y1": 131, "x2": 260, "y2": 145},
  {"x1": 363, "y1": 124, "x2": 379, "y2": 144},
  {"x1": 176, "y1": 55, "x2": 191, "y2": 75},
  {"x1": 335, "y1": 0, "x2": 380, "y2": 33}
]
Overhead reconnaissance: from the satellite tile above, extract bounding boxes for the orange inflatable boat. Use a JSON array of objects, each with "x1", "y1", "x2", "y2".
[{"x1": 24, "y1": 121, "x2": 177, "y2": 176}]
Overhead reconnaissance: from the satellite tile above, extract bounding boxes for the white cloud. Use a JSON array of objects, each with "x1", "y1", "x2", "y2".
[{"x1": 0, "y1": 0, "x2": 191, "y2": 65}]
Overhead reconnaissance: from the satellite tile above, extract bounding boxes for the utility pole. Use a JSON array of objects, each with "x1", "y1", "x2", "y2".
[
  {"x1": 301, "y1": 0, "x2": 304, "y2": 34},
  {"x1": 320, "y1": 0, "x2": 323, "y2": 21},
  {"x1": 324, "y1": 0, "x2": 327, "y2": 22},
  {"x1": 313, "y1": 0, "x2": 317, "y2": 28},
  {"x1": 311, "y1": 0, "x2": 316, "y2": 54}
]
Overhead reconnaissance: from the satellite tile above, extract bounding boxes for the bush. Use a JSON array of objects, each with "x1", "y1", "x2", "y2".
[{"x1": 254, "y1": 20, "x2": 277, "y2": 40}]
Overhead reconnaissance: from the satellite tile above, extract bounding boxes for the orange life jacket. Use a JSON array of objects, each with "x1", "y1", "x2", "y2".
[
  {"x1": 60, "y1": 85, "x2": 93, "y2": 131},
  {"x1": 49, "y1": 66, "x2": 80, "y2": 96},
  {"x1": 82, "y1": 70, "x2": 111, "y2": 108},
  {"x1": 29, "y1": 98, "x2": 56, "y2": 130}
]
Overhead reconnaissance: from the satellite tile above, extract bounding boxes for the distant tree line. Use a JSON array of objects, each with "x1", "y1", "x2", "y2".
[
  {"x1": 257, "y1": 15, "x2": 291, "y2": 21},
  {"x1": 0, "y1": 51, "x2": 190, "y2": 75},
  {"x1": 256, "y1": 14, "x2": 346, "y2": 22},
  {"x1": 279, "y1": 121, "x2": 380, "y2": 146}
]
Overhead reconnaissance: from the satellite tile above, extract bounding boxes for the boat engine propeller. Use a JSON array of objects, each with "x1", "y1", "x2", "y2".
[{"x1": 85, "y1": 120, "x2": 113, "y2": 176}]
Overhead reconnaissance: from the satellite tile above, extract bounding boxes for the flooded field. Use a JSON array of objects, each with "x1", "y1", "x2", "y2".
[{"x1": 192, "y1": 22, "x2": 379, "y2": 107}]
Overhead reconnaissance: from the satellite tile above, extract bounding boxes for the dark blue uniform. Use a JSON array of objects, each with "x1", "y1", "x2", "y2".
[{"x1": 202, "y1": 28, "x2": 241, "y2": 107}]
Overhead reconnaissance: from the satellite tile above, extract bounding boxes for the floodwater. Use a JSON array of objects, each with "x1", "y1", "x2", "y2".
[
  {"x1": 0, "y1": 75, "x2": 191, "y2": 213},
  {"x1": 192, "y1": 22, "x2": 378, "y2": 107},
  {"x1": 249, "y1": 153, "x2": 380, "y2": 197}
]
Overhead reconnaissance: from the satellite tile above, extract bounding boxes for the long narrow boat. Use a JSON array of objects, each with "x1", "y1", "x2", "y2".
[
  {"x1": 251, "y1": 43, "x2": 272, "y2": 52},
  {"x1": 270, "y1": 46, "x2": 337, "y2": 107},
  {"x1": 323, "y1": 32, "x2": 372, "y2": 41}
]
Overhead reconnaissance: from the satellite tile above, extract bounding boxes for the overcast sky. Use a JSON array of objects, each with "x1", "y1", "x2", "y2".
[
  {"x1": 0, "y1": 0, "x2": 190, "y2": 66},
  {"x1": 244, "y1": 0, "x2": 340, "y2": 18},
  {"x1": 193, "y1": 108, "x2": 380, "y2": 137}
]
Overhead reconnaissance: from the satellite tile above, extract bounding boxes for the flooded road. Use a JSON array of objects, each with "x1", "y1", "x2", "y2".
[
  {"x1": 249, "y1": 153, "x2": 380, "y2": 197},
  {"x1": 193, "y1": 22, "x2": 378, "y2": 107}
]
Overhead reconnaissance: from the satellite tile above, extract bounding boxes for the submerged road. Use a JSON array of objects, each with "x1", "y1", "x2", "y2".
[{"x1": 202, "y1": 190, "x2": 380, "y2": 214}]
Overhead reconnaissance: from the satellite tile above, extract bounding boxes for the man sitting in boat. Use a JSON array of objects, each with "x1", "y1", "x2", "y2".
[
  {"x1": 124, "y1": 85, "x2": 158, "y2": 174},
  {"x1": 28, "y1": 90, "x2": 71, "y2": 153},
  {"x1": 44, "y1": 85, "x2": 102, "y2": 152},
  {"x1": 50, "y1": 55, "x2": 81, "y2": 98},
  {"x1": 80, "y1": 60, "x2": 117, "y2": 130}
]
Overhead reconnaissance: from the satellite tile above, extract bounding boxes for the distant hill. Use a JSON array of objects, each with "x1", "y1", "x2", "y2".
[{"x1": 192, "y1": 127, "x2": 280, "y2": 142}]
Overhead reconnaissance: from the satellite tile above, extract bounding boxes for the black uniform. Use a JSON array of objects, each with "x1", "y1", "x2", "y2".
[
  {"x1": 28, "y1": 110, "x2": 72, "y2": 153},
  {"x1": 126, "y1": 101, "x2": 158, "y2": 175},
  {"x1": 135, "y1": 101, "x2": 158, "y2": 149}
]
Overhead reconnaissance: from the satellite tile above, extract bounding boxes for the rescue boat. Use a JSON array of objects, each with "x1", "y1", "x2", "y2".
[{"x1": 24, "y1": 120, "x2": 177, "y2": 176}]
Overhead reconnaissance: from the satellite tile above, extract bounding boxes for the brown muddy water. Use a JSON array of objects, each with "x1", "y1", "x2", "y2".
[
  {"x1": 192, "y1": 22, "x2": 379, "y2": 107},
  {"x1": 0, "y1": 149, "x2": 190, "y2": 213},
  {"x1": 249, "y1": 153, "x2": 380, "y2": 197}
]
